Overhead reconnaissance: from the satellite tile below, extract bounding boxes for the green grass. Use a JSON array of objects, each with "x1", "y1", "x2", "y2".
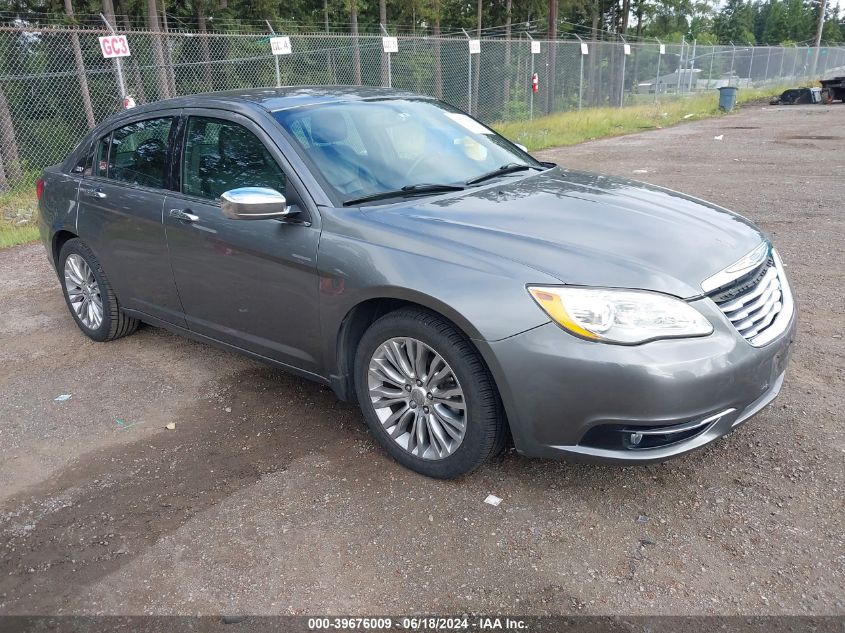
[
  {"x1": 0, "y1": 224, "x2": 38, "y2": 248},
  {"x1": 494, "y1": 86, "x2": 786, "y2": 151},
  {"x1": 0, "y1": 184, "x2": 39, "y2": 249}
]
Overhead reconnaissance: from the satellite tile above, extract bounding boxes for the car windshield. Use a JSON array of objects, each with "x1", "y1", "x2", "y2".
[{"x1": 272, "y1": 99, "x2": 544, "y2": 205}]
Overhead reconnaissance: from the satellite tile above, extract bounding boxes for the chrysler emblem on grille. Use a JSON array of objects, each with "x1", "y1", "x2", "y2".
[
  {"x1": 725, "y1": 242, "x2": 768, "y2": 274},
  {"x1": 701, "y1": 242, "x2": 770, "y2": 293}
]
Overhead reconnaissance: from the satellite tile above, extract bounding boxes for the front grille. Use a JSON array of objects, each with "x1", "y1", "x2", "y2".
[{"x1": 709, "y1": 256, "x2": 785, "y2": 342}]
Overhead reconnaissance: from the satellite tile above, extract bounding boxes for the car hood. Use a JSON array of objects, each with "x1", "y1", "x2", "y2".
[{"x1": 365, "y1": 167, "x2": 767, "y2": 299}]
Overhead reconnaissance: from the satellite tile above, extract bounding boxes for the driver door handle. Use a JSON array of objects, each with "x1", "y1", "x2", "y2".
[
  {"x1": 80, "y1": 187, "x2": 106, "y2": 199},
  {"x1": 169, "y1": 208, "x2": 200, "y2": 223}
]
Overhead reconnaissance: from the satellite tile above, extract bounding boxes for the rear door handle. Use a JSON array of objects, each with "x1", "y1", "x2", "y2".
[
  {"x1": 80, "y1": 187, "x2": 106, "y2": 199},
  {"x1": 169, "y1": 208, "x2": 200, "y2": 223}
]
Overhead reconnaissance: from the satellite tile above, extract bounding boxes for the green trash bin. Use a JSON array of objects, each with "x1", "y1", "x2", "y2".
[{"x1": 718, "y1": 86, "x2": 738, "y2": 112}]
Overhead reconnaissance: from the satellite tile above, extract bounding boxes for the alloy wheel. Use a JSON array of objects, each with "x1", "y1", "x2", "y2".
[
  {"x1": 64, "y1": 254, "x2": 103, "y2": 331},
  {"x1": 367, "y1": 337, "x2": 467, "y2": 460}
]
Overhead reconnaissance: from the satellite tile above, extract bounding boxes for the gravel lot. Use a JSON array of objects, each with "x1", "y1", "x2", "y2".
[{"x1": 0, "y1": 104, "x2": 843, "y2": 616}]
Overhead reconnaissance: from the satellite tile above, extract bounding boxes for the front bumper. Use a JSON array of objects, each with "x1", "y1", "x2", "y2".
[{"x1": 477, "y1": 297, "x2": 796, "y2": 463}]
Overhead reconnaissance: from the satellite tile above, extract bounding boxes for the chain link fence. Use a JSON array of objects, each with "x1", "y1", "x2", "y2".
[{"x1": 1, "y1": 24, "x2": 845, "y2": 190}]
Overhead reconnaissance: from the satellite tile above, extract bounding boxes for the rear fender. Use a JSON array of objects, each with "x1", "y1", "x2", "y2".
[{"x1": 38, "y1": 167, "x2": 81, "y2": 268}]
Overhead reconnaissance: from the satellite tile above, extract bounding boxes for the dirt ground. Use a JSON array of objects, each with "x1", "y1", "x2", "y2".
[{"x1": 0, "y1": 104, "x2": 843, "y2": 616}]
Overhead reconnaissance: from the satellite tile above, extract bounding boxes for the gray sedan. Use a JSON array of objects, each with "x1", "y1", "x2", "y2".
[{"x1": 37, "y1": 87, "x2": 795, "y2": 478}]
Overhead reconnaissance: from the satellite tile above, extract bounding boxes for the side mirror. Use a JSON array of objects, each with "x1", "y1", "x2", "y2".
[
  {"x1": 220, "y1": 187, "x2": 297, "y2": 221},
  {"x1": 515, "y1": 143, "x2": 529, "y2": 153}
]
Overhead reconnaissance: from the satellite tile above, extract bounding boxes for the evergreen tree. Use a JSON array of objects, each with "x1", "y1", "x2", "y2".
[
  {"x1": 762, "y1": 0, "x2": 789, "y2": 43},
  {"x1": 714, "y1": 0, "x2": 755, "y2": 43}
]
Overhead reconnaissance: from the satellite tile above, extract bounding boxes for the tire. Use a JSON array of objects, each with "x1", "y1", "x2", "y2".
[
  {"x1": 58, "y1": 238, "x2": 139, "y2": 342},
  {"x1": 354, "y1": 307, "x2": 507, "y2": 479}
]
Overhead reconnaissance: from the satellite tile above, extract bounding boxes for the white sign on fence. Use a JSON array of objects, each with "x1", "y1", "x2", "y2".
[
  {"x1": 531, "y1": 41, "x2": 541, "y2": 54},
  {"x1": 624, "y1": 43, "x2": 631, "y2": 55},
  {"x1": 382, "y1": 36, "x2": 398, "y2": 53},
  {"x1": 469, "y1": 39, "x2": 481, "y2": 54},
  {"x1": 98, "y1": 35, "x2": 131, "y2": 59},
  {"x1": 580, "y1": 42, "x2": 589, "y2": 55},
  {"x1": 659, "y1": 43, "x2": 666, "y2": 55},
  {"x1": 270, "y1": 36, "x2": 292, "y2": 55}
]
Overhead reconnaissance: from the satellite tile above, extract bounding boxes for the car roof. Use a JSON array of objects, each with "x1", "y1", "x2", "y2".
[
  {"x1": 121, "y1": 86, "x2": 432, "y2": 118},
  {"x1": 66, "y1": 86, "x2": 436, "y2": 171}
]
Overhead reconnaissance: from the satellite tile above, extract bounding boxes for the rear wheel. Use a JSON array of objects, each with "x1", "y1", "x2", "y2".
[
  {"x1": 58, "y1": 238, "x2": 139, "y2": 342},
  {"x1": 354, "y1": 308, "x2": 507, "y2": 479}
]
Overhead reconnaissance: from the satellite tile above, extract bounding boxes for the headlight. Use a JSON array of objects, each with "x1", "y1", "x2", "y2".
[{"x1": 527, "y1": 286, "x2": 713, "y2": 344}]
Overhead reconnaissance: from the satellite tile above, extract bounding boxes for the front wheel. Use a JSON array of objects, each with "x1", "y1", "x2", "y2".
[{"x1": 354, "y1": 308, "x2": 507, "y2": 479}]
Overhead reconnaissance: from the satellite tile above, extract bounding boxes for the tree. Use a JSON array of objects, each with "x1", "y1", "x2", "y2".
[
  {"x1": 195, "y1": 0, "x2": 214, "y2": 91},
  {"x1": 822, "y1": 5, "x2": 842, "y2": 42},
  {"x1": 431, "y1": 0, "x2": 443, "y2": 98},
  {"x1": 349, "y1": 0, "x2": 362, "y2": 84},
  {"x1": 784, "y1": 0, "x2": 812, "y2": 41},
  {"x1": 502, "y1": 0, "x2": 512, "y2": 104},
  {"x1": 714, "y1": 0, "x2": 755, "y2": 43},
  {"x1": 763, "y1": 0, "x2": 789, "y2": 43},
  {"x1": 64, "y1": 0, "x2": 96, "y2": 130},
  {"x1": 379, "y1": 0, "x2": 388, "y2": 85},
  {"x1": 146, "y1": 0, "x2": 173, "y2": 99},
  {"x1": 545, "y1": 0, "x2": 556, "y2": 114}
]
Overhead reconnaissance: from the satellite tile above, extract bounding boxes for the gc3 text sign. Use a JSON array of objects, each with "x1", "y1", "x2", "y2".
[{"x1": 98, "y1": 35, "x2": 131, "y2": 58}]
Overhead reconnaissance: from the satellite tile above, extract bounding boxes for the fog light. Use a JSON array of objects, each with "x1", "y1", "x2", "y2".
[{"x1": 629, "y1": 432, "x2": 643, "y2": 447}]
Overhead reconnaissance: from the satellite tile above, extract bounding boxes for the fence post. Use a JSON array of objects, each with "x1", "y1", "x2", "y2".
[
  {"x1": 676, "y1": 36, "x2": 685, "y2": 93},
  {"x1": 526, "y1": 33, "x2": 535, "y2": 120},
  {"x1": 727, "y1": 42, "x2": 733, "y2": 85},
  {"x1": 619, "y1": 35, "x2": 627, "y2": 106},
  {"x1": 687, "y1": 39, "x2": 696, "y2": 92},
  {"x1": 462, "y1": 29, "x2": 472, "y2": 115},
  {"x1": 266, "y1": 21, "x2": 282, "y2": 88},
  {"x1": 748, "y1": 42, "x2": 755, "y2": 85},
  {"x1": 654, "y1": 38, "x2": 662, "y2": 102},
  {"x1": 708, "y1": 46, "x2": 715, "y2": 88},
  {"x1": 99, "y1": 13, "x2": 127, "y2": 101},
  {"x1": 791, "y1": 44, "x2": 799, "y2": 78},
  {"x1": 379, "y1": 24, "x2": 392, "y2": 88},
  {"x1": 764, "y1": 46, "x2": 771, "y2": 83},
  {"x1": 805, "y1": 46, "x2": 811, "y2": 82},
  {"x1": 573, "y1": 35, "x2": 585, "y2": 111}
]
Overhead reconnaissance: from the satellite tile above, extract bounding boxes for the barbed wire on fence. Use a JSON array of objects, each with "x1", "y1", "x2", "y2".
[{"x1": 0, "y1": 24, "x2": 843, "y2": 191}]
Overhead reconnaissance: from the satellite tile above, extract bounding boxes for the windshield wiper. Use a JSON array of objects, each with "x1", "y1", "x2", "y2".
[
  {"x1": 343, "y1": 183, "x2": 465, "y2": 207},
  {"x1": 465, "y1": 163, "x2": 541, "y2": 186}
]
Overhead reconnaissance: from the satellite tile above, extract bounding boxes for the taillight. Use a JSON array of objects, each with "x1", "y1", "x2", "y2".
[{"x1": 36, "y1": 178, "x2": 45, "y2": 201}]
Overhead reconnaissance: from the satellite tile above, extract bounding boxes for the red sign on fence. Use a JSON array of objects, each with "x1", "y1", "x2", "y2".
[{"x1": 98, "y1": 35, "x2": 131, "y2": 59}]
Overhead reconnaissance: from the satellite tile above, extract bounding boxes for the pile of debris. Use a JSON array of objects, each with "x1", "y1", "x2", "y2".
[{"x1": 770, "y1": 77, "x2": 845, "y2": 105}]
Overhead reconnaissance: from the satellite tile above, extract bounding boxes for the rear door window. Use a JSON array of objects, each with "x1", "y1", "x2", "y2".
[{"x1": 105, "y1": 117, "x2": 174, "y2": 189}]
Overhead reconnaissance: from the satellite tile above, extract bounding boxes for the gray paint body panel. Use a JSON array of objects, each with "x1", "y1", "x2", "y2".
[{"x1": 38, "y1": 88, "x2": 795, "y2": 463}]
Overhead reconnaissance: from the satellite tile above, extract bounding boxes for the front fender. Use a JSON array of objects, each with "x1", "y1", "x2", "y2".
[{"x1": 316, "y1": 226, "x2": 556, "y2": 377}]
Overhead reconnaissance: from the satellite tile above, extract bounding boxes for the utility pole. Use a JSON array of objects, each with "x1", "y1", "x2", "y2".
[{"x1": 811, "y1": 0, "x2": 828, "y2": 77}]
